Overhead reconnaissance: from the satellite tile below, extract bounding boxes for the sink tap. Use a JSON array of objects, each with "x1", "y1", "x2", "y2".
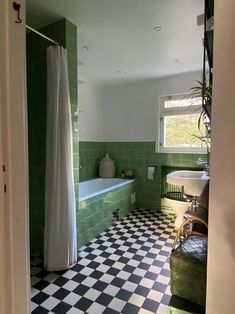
[
  {"x1": 196, "y1": 158, "x2": 209, "y2": 176},
  {"x1": 196, "y1": 157, "x2": 207, "y2": 166}
]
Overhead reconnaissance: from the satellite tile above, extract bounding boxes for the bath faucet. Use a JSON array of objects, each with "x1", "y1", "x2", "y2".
[{"x1": 196, "y1": 158, "x2": 209, "y2": 175}]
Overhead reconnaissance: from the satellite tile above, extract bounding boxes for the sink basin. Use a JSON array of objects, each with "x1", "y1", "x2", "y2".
[{"x1": 166, "y1": 170, "x2": 209, "y2": 197}]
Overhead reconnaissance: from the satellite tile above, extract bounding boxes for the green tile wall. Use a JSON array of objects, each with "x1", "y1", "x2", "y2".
[
  {"x1": 79, "y1": 141, "x2": 204, "y2": 212},
  {"x1": 103, "y1": 142, "x2": 204, "y2": 211},
  {"x1": 65, "y1": 20, "x2": 79, "y2": 203},
  {"x1": 78, "y1": 181, "x2": 135, "y2": 248},
  {"x1": 79, "y1": 142, "x2": 103, "y2": 181},
  {"x1": 27, "y1": 19, "x2": 78, "y2": 255}
]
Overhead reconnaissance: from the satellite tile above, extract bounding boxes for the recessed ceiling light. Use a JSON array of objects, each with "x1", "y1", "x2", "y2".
[{"x1": 153, "y1": 26, "x2": 162, "y2": 32}]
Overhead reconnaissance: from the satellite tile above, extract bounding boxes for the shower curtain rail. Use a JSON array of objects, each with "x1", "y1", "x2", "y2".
[{"x1": 26, "y1": 25, "x2": 59, "y2": 46}]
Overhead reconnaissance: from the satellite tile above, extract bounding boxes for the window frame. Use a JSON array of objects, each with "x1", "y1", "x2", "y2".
[{"x1": 157, "y1": 93, "x2": 207, "y2": 154}]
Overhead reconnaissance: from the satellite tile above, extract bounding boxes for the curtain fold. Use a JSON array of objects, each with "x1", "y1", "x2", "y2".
[{"x1": 44, "y1": 46, "x2": 77, "y2": 271}]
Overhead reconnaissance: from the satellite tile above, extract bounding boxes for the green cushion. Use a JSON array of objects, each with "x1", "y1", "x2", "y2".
[{"x1": 170, "y1": 235, "x2": 207, "y2": 307}]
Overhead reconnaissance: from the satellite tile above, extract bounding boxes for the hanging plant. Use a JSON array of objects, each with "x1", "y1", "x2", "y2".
[
  {"x1": 190, "y1": 80, "x2": 212, "y2": 175},
  {"x1": 190, "y1": 79, "x2": 212, "y2": 126}
]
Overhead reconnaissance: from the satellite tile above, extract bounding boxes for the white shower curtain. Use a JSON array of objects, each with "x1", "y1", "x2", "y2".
[{"x1": 44, "y1": 46, "x2": 77, "y2": 271}]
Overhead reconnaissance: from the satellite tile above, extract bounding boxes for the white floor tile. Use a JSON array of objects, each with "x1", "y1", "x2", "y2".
[
  {"x1": 109, "y1": 254, "x2": 120, "y2": 261},
  {"x1": 67, "y1": 307, "x2": 84, "y2": 314},
  {"x1": 40, "y1": 296, "x2": 60, "y2": 311},
  {"x1": 31, "y1": 266, "x2": 42, "y2": 275},
  {"x1": 31, "y1": 210, "x2": 177, "y2": 314},
  {"x1": 31, "y1": 302, "x2": 38, "y2": 311},
  {"x1": 83, "y1": 288, "x2": 101, "y2": 301},
  {"x1": 96, "y1": 264, "x2": 110, "y2": 273},
  {"x1": 113, "y1": 261, "x2": 125, "y2": 270},
  {"x1": 128, "y1": 293, "x2": 145, "y2": 307},
  {"x1": 156, "y1": 303, "x2": 169, "y2": 314},
  {"x1": 116, "y1": 270, "x2": 131, "y2": 280},
  {"x1": 79, "y1": 258, "x2": 91, "y2": 266},
  {"x1": 127, "y1": 259, "x2": 139, "y2": 267},
  {"x1": 108, "y1": 297, "x2": 126, "y2": 312},
  {"x1": 103, "y1": 284, "x2": 119, "y2": 296},
  {"x1": 147, "y1": 290, "x2": 164, "y2": 302},
  {"x1": 31, "y1": 257, "x2": 42, "y2": 266},
  {"x1": 63, "y1": 280, "x2": 79, "y2": 291},
  {"x1": 100, "y1": 274, "x2": 115, "y2": 284},
  {"x1": 63, "y1": 292, "x2": 81, "y2": 306},
  {"x1": 140, "y1": 278, "x2": 154, "y2": 289},
  {"x1": 138, "y1": 308, "x2": 153, "y2": 314},
  {"x1": 81, "y1": 277, "x2": 97, "y2": 287},
  {"x1": 157, "y1": 275, "x2": 170, "y2": 285},
  {"x1": 62, "y1": 270, "x2": 77, "y2": 279},
  {"x1": 43, "y1": 273, "x2": 59, "y2": 283},
  {"x1": 31, "y1": 276, "x2": 41, "y2": 286},
  {"x1": 42, "y1": 284, "x2": 60, "y2": 295},
  {"x1": 80, "y1": 267, "x2": 95, "y2": 276},
  {"x1": 94, "y1": 256, "x2": 106, "y2": 264},
  {"x1": 86, "y1": 302, "x2": 106, "y2": 314},
  {"x1": 148, "y1": 265, "x2": 161, "y2": 274},
  {"x1": 31, "y1": 287, "x2": 40, "y2": 297},
  {"x1": 122, "y1": 281, "x2": 138, "y2": 292}
]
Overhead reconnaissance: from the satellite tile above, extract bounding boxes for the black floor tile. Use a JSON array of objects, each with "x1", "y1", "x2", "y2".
[
  {"x1": 52, "y1": 301, "x2": 72, "y2": 314},
  {"x1": 31, "y1": 209, "x2": 177, "y2": 314}
]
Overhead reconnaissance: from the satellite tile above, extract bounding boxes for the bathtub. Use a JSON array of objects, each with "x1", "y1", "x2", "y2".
[
  {"x1": 79, "y1": 178, "x2": 134, "y2": 201},
  {"x1": 78, "y1": 178, "x2": 135, "y2": 249}
]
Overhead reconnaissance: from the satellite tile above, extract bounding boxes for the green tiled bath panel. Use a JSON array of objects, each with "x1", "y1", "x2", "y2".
[{"x1": 77, "y1": 182, "x2": 135, "y2": 249}]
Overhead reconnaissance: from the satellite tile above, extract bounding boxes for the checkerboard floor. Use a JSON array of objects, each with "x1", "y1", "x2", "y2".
[{"x1": 31, "y1": 209, "x2": 177, "y2": 314}]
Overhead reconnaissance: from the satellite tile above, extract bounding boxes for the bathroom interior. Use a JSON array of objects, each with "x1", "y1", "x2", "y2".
[{"x1": 27, "y1": 0, "x2": 212, "y2": 313}]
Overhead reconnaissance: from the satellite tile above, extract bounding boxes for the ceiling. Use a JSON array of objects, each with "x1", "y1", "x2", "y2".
[{"x1": 26, "y1": 0, "x2": 204, "y2": 84}]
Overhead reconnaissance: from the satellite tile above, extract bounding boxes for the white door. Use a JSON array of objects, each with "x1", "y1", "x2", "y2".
[{"x1": 0, "y1": 0, "x2": 30, "y2": 313}]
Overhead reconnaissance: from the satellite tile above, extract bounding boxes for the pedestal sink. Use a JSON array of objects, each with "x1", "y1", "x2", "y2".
[{"x1": 166, "y1": 170, "x2": 209, "y2": 197}]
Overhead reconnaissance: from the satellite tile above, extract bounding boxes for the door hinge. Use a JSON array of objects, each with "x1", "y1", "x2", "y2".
[
  {"x1": 13, "y1": 2, "x2": 22, "y2": 23},
  {"x1": 2, "y1": 165, "x2": 7, "y2": 193}
]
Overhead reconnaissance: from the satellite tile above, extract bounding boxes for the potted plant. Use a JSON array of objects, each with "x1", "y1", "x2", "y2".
[
  {"x1": 190, "y1": 79, "x2": 212, "y2": 121},
  {"x1": 190, "y1": 79, "x2": 212, "y2": 175},
  {"x1": 184, "y1": 79, "x2": 211, "y2": 138}
]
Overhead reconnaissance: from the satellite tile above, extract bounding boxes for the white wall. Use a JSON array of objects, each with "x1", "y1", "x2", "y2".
[
  {"x1": 102, "y1": 71, "x2": 202, "y2": 142},
  {"x1": 206, "y1": 1, "x2": 235, "y2": 313},
  {"x1": 78, "y1": 80, "x2": 103, "y2": 141}
]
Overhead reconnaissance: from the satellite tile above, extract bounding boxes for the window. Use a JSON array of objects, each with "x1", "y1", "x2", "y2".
[{"x1": 157, "y1": 94, "x2": 206, "y2": 153}]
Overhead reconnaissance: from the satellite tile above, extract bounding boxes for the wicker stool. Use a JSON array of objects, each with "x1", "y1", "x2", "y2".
[{"x1": 170, "y1": 217, "x2": 208, "y2": 307}]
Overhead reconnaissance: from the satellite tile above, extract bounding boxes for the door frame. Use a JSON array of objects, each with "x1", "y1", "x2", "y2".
[{"x1": 0, "y1": 1, "x2": 30, "y2": 313}]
